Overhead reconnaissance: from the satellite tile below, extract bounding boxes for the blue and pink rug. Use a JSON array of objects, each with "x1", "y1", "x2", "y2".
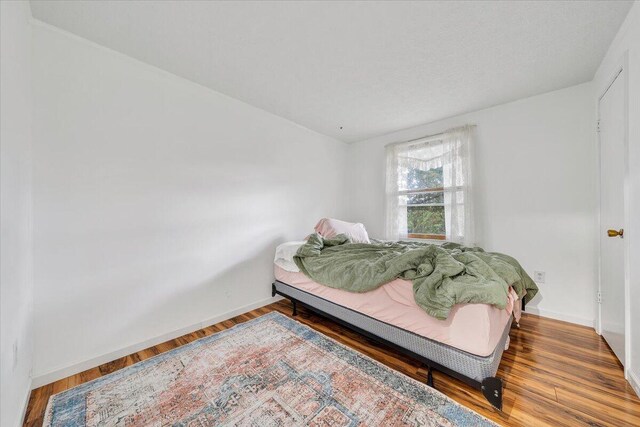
[{"x1": 44, "y1": 312, "x2": 496, "y2": 426}]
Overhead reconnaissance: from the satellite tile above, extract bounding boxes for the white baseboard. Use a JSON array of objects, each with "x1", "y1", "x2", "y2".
[
  {"x1": 629, "y1": 370, "x2": 640, "y2": 398},
  {"x1": 524, "y1": 306, "x2": 595, "y2": 328},
  {"x1": 29, "y1": 298, "x2": 600, "y2": 388},
  {"x1": 31, "y1": 296, "x2": 282, "y2": 388},
  {"x1": 19, "y1": 378, "x2": 33, "y2": 426}
]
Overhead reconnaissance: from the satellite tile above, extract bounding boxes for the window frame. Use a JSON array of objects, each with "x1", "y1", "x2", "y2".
[
  {"x1": 386, "y1": 126, "x2": 473, "y2": 245},
  {"x1": 401, "y1": 186, "x2": 446, "y2": 240},
  {"x1": 393, "y1": 134, "x2": 452, "y2": 242}
]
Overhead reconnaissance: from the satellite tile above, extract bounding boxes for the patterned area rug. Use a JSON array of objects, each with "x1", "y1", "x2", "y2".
[{"x1": 44, "y1": 312, "x2": 496, "y2": 426}]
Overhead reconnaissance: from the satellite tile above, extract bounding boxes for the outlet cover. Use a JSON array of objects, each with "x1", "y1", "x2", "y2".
[{"x1": 534, "y1": 271, "x2": 546, "y2": 283}]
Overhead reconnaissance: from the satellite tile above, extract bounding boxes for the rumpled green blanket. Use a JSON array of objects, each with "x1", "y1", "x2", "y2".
[{"x1": 294, "y1": 233, "x2": 538, "y2": 320}]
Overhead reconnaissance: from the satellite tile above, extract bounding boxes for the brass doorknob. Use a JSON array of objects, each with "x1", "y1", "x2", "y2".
[{"x1": 607, "y1": 229, "x2": 624, "y2": 238}]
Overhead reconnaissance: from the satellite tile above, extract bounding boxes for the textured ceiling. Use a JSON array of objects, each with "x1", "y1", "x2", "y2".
[{"x1": 30, "y1": 1, "x2": 632, "y2": 142}]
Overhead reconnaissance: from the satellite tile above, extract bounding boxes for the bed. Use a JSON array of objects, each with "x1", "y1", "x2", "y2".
[{"x1": 271, "y1": 241, "x2": 526, "y2": 410}]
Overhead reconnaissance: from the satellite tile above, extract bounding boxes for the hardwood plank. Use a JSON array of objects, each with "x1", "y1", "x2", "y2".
[
  {"x1": 50, "y1": 378, "x2": 69, "y2": 396},
  {"x1": 98, "y1": 356, "x2": 127, "y2": 376},
  {"x1": 555, "y1": 386, "x2": 640, "y2": 426},
  {"x1": 78, "y1": 367, "x2": 102, "y2": 384},
  {"x1": 24, "y1": 384, "x2": 53, "y2": 424},
  {"x1": 135, "y1": 347, "x2": 160, "y2": 361},
  {"x1": 24, "y1": 302, "x2": 640, "y2": 426}
]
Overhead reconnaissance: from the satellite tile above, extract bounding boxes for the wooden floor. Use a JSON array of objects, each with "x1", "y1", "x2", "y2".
[{"x1": 25, "y1": 300, "x2": 640, "y2": 426}]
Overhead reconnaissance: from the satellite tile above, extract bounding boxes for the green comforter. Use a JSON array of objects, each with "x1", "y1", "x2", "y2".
[{"x1": 294, "y1": 233, "x2": 538, "y2": 320}]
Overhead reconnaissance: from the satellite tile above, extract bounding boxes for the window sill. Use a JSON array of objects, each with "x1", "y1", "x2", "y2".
[{"x1": 400, "y1": 237, "x2": 448, "y2": 245}]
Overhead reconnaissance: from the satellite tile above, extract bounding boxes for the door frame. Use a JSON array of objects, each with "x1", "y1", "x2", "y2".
[{"x1": 596, "y1": 51, "x2": 631, "y2": 377}]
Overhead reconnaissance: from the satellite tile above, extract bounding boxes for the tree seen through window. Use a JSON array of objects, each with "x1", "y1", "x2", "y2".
[{"x1": 406, "y1": 166, "x2": 445, "y2": 237}]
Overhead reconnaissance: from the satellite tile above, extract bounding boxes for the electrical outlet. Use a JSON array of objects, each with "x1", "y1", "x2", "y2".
[{"x1": 534, "y1": 271, "x2": 546, "y2": 284}]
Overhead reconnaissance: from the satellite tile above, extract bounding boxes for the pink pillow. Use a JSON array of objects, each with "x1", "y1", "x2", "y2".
[{"x1": 314, "y1": 218, "x2": 371, "y2": 244}]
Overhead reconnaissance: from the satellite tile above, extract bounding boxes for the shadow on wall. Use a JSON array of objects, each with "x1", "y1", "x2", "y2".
[
  {"x1": 122, "y1": 236, "x2": 283, "y2": 338},
  {"x1": 33, "y1": 236, "x2": 284, "y2": 376},
  {"x1": 526, "y1": 291, "x2": 543, "y2": 309}
]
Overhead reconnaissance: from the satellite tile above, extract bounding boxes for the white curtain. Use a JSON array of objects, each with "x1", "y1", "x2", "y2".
[
  {"x1": 442, "y1": 125, "x2": 474, "y2": 245},
  {"x1": 385, "y1": 125, "x2": 475, "y2": 245},
  {"x1": 385, "y1": 142, "x2": 405, "y2": 241}
]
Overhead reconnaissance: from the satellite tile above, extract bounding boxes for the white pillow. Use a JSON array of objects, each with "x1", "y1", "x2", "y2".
[
  {"x1": 314, "y1": 218, "x2": 371, "y2": 244},
  {"x1": 274, "y1": 241, "x2": 305, "y2": 272}
]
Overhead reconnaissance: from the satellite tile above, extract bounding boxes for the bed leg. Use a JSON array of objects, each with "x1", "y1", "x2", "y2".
[
  {"x1": 271, "y1": 283, "x2": 276, "y2": 298},
  {"x1": 481, "y1": 377, "x2": 503, "y2": 411},
  {"x1": 292, "y1": 300, "x2": 298, "y2": 316},
  {"x1": 426, "y1": 367, "x2": 434, "y2": 388}
]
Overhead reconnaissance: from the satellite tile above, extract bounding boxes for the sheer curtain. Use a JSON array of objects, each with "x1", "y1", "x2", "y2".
[
  {"x1": 385, "y1": 142, "x2": 407, "y2": 241},
  {"x1": 442, "y1": 125, "x2": 474, "y2": 245},
  {"x1": 385, "y1": 125, "x2": 475, "y2": 245}
]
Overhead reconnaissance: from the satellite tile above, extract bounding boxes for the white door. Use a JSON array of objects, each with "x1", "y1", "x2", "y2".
[{"x1": 599, "y1": 69, "x2": 626, "y2": 366}]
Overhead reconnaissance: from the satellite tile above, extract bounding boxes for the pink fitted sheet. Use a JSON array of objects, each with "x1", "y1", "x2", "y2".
[{"x1": 275, "y1": 265, "x2": 519, "y2": 357}]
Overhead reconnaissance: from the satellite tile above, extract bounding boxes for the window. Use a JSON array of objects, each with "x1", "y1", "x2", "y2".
[
  {"x1": 405, "y1": 164, "x2": 445, "y2": 239},
  {"x1": 385, "y1": 125, "x2": 474, "y2": 245}
]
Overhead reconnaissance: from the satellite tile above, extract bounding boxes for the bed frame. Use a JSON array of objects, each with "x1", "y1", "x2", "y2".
[{"x1": 272, "y1": 279, "x2": 524, "y2": 411}]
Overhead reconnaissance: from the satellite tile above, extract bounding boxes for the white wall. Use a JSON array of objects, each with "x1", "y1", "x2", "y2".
[
  {"x1": 347, "y1": 83, "x2": 597, "y2": 327},
  {"x1": 1, "y1": 1, "x2": 35, "y2": 426},
  {"x1": 593, "y1": 1, "x2": 640, "y2": 395},
  {"x1": 30, "y1": 21, "x2": 348, "y2": 384}
]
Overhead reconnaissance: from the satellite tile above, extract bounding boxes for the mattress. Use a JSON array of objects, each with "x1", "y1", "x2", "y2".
[{"x1": 275, "y1": 265, "x2": 518, "y2": 357}]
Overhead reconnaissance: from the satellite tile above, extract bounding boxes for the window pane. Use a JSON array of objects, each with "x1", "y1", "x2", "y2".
[
  {"x1": 407, "y1": 192, "x2": 444, "y2": 205},
  {"x1": 407, "y1": 205, "x2": 445, "y2": 235},
  {"x1": 406, "y1": 165, "x2": 443, "y2": 190}
]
